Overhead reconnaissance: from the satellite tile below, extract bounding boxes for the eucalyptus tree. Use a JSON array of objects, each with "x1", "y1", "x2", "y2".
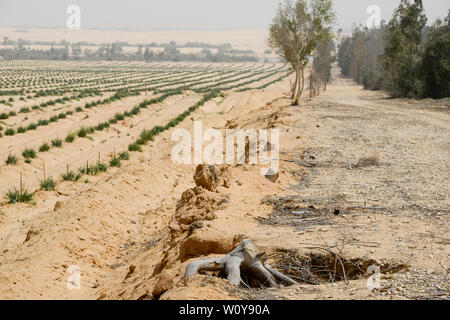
[
  {"x1": 268, "y1": 0, "x2": 335, "y2": 105},
  {"x1": 382, "y1": 0, "x2": 427, "y2": 97}
]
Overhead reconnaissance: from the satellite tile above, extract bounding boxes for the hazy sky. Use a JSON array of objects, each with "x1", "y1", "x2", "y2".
[{"x1": 0, "y1": 0, "x2": 448, "y2": 31}]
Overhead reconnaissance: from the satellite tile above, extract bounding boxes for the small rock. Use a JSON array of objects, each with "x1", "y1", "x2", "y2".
[{"x1": 264, "y1": 168, "x2": 279, "y2": 183}]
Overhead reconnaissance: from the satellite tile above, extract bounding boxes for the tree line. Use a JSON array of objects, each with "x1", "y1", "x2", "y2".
[
  {"x1": 338, "y1": 0, "x2": 449, "y2": 99},
  {"x1": 0, "y1": 40, "x2": 258, "y2": 62},
  {"x1": 2, "y1": 37, "x2": 234, "y2": 50}
]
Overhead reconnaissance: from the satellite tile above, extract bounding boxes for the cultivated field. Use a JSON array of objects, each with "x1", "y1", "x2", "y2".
[{"x1": 0, "y1": 60, "x2": 291, "y2": 197}]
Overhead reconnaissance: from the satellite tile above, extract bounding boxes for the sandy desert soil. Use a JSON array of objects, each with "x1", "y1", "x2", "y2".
[{"x1": 0, "y1": 65, "x2": 448, "y2": 300}]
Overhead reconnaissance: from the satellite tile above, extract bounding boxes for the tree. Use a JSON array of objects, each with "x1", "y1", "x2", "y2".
[
  {"x1": 382, "y1": 0, "x2": 427, "y2": 97},
  {"x1": 313, "y1": 37, "x2": 334, "y2": 91},
  {"x1": 144, "y1": 48, "x2": 151, "y2": 61},
  {"x1": 110, "y1": 42, "x2": 123, "y2": 55},
  {"x1": 338, "y1": 25, "x2": 385, "y2": 90},
  {"x1": 72, "y1": 44, "x2": 82, "y2": 59},
  {"x1": 421, "y1": 11, "x2": 450, "y2": 99},
  {"x1": 268, "y1": 0, "x2": 335, "y2": 105},
  {"x1": 338, "y1": 37, "x2": 353, "y2": 77}
]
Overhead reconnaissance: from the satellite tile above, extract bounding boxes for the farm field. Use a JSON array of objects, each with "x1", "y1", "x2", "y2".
[
  {"x1": 0, "y1": 64, "x2": 448, "y2": 300},
  {"x1": 0, "y1": 60, "x2": 292, "y2": 197}
]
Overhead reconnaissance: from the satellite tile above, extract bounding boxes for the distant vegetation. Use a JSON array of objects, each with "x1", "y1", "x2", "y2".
[
  {"x1": 338, "y1": 1, "x2": 449, "y2": 99},
  {"x1": 0, "y1": 39, "x2": 258, "y2": 62}
]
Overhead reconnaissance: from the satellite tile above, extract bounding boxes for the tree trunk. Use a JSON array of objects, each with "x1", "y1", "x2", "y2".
[
  {"x1": 293, "y1": 67, "x2": 304, "y2": 105},
  {"x1": 299, "y1": 68, "x2": 305, "y2": 98},
  {"x1": 316, "y1": 78, "x2": 320, "y2": 96},
  {"x1": 291, "y1": 66, "x2": 299, "y2": 100}
]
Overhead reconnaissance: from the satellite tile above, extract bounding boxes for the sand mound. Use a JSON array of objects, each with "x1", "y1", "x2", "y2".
[
  {"x1": 151, "y1": 165, "x2": 232, "y2": 298},
  {"x1": 170, "y1": 186, "x2": 229, "y2": 239}
]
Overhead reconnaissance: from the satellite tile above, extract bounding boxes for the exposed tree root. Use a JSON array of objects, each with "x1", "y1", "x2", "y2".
[{"x1": 184, "y1": 239, "x2": 298, "y2": 287}]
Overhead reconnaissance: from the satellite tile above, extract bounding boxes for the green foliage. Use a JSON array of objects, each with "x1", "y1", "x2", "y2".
[
  {"x1": 268, "y1": 0, "x2": 335, "y2": 103},
  {"x1": 95, "y1": 122, "x2": 109, "y2": 131},
  {"x1": 65, "y1": 133, "x2": 75, "y2": 143},
  {"x1": 77, "y1": 127, "x2": 88, "y2": 138},
  {"x1": 382, "y1": 0, "x2": 427, "y2": 97},
  {"x1": 22, "y1": 148, "x2": 36, "y2": 159},
  {"x1": 128, "y1": 143, "x2": 143, "y2": 152},
  {"x1": 338, "y1": 26, "x2": 385, "y2": 90},
  {"x1": 26, "y1": 123, "x2": 37, "y2": 131},
  {"x1": 119, "y1": 151, "x2": 130, "y2": 160},
  {"x1": 39, "y1": 142, "x2": 51, "y2": 152},
  {"x1": 421, "y1": 13, "x2": 450, "y2": 99},
  {"x1": 62, "y1": 170, "x2": 81, "y2": 182},
  {"x1": 95, "y1": 161, "x2": 108, "y2": 172},
  {"x1": 51, "y1": 139, "x2": 63, "y2": 148},
  {"x1": 6, "y1": 188, "x2": 33, "y2": 204},
  {"x1": 4, "y1": 128, "x2": 15, "y2": 136},
  {"x1": 313, "y1": 38, "x2": 334, "y2": 85},
  {"x1": 109, "y1": 157, "x2": 121, "y2": 168},
  {"x1": 37, "y1": 119, "x2": 49, "y2": 126},
  {"x1": 40, "y1": 177, "x2": 56, "y2": 191},
  {"x1": 136, "y1": 137, "x2": 147, "y2": 145},
  {"x1": 5, "y1": 154, "x2": 18, "y2": 165},
  {"x1": 114, "y1": 113, "x2": 125, "y2": 121},
  {"x1": 78, "y1": 161, "x2": 107, "y2": 176},
  {"x1": 338, "y1": 2, "x2": 448, "y2": 99}
]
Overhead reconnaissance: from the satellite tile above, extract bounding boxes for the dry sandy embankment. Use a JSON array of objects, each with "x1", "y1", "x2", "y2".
[{"x1": 0, "y1": 70, "x2": 448, "y2": 300}]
